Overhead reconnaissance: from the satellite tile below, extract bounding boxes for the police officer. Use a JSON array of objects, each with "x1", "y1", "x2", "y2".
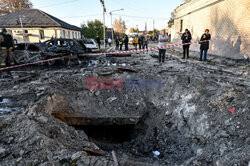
[
  {"x1": 0, "y1": 28, "x2": 15, "y2": 67},
  {"x1": 119, "y1": 37, "x2": 123, "y2": 51}
]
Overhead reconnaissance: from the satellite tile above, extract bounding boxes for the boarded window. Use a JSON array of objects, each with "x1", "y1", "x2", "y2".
[
  {"x1": 39, "y1": 30, "x2": 45, "y2": 39},
  {"x1": 180, "y1": 20, "x2": 183, "y2": 32}
]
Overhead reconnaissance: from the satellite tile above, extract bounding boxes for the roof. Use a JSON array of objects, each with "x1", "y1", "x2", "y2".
[{"x1": 0, "y1": 9, "x2": 81, "y2": 31}]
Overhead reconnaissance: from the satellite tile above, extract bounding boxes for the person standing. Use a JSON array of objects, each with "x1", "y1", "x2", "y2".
[
  {"x1": 124, "y1": 35, "x2": 129, "y2": 51},
  {"x1": 119, "y1": 37, "x2": 123, "y2": 51},
  {"x1": 138, "y1": 35, "x2": 143, "y2": 49},
  {"x1": 134, "y1": 36, "x2": 138, "y2": 50},
  {"x1": 0, "y1": 28, "x2": 15, "y2": 67},
  {"x1": 143, "y1": 35, "x2": 149, "y2": 51},
  {"x1": 158, "y1": 30, "x2": 168, "y2": 63},
  {"x1": 181, "y1": 29, "x2": 192, "y2": 59},
  {"x1": 115, "y1": 36, "x2": 119, "y2": 50},
  {"x1": 199, "y1": 29, "x2": 211, "y2": 61},
  {"x1": 108, "y1": 37, "x2": 112, "y2": 47},
  {"x1": 105, "y1": 38, "x2": 108, "y2": 48},
  {"x1": 96, "y1": 36, "x2": 101, "y2": 49}
]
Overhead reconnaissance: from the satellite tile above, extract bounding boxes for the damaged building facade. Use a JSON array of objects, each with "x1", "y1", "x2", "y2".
[
  {"x1": 0, "y1": 9, "x2": 82, "y2": 43},
  {"x1": 169, "y1": 0, "x2": 250, "y2": 59}
]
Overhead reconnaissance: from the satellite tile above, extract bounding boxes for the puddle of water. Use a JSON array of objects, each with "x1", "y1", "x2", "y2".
[{"x1": 0, "y1": 107, "x2": 21, "y2": 115}]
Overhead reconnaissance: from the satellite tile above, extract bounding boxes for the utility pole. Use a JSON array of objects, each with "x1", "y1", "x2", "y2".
[
  {"x1": 110, "y1": 8, "x2": 124, "y2": 45},
  {"x1": 100, "y1": 0, "x2": 106, "y2": 49}
]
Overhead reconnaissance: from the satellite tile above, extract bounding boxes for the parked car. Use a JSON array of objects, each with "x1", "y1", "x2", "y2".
[
  {"x1": 14, "y1": 43, "x2": 47, "y2": 64},
  {"x1": 78, "y1": 39, "x2": 99, "y2": 53},
  {"x1": 13, "y1": 38, "x2": 84, "y2": 64},
  {"x1": 44, "y1": 38, "x2": 85, "y2": 55}
]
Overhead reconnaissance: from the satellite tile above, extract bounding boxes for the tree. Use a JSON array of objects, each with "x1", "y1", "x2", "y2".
[
  {"x1": 113, "y1": 17, "x2": 126, "y2": 34},
  {"x1": 0, "y1": 0, "x2": 32, "y2": 15},
  {"x1": 168, "y1": 12, "x2": 175, "y2": 28},
  {"x1": 129, "y1": 27, "x2": 135, "y2": 33},
  {"x1": 81, "y1": 20, "x2": 106, "y2": 39}
]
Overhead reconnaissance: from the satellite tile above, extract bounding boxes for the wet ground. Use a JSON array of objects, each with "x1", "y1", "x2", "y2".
[{"x1": 0, "y1": 46, "x2": 249, "y2": 165}]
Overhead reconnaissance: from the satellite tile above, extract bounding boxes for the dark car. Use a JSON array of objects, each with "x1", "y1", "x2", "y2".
[
  {"x1": 14, "y1": 43, "x2": 47, "y2": 64},
  {"x1": 44, "y1": 38, "x2": 85, "y2": 55},
  {"x1": 13, "y1": 38, "x2": 85, "y2": 64}
]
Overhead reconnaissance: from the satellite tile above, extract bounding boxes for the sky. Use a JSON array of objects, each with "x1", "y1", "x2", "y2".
[{"x1": 31, "y1": 0, "x2": 184, "y2": 32}]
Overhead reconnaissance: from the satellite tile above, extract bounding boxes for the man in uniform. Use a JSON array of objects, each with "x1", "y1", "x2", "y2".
[{"x1": 0, "y1": 28, "x2": 15, "y2": 67}]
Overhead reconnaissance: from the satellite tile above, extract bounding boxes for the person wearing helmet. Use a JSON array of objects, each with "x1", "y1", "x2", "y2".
[{"x1": 0, "y1": 28, "x2": 15, "y2": 67}]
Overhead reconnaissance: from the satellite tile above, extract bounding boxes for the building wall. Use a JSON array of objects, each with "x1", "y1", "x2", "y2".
[
  {"x1": 4, "y1": 27, "x2": 81, "y2": 43},
  {"x1": 171, "y1": 0, "x2": 250, "y2": 59}
]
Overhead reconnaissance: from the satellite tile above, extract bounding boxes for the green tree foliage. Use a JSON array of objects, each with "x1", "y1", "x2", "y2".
[{"x1": 81, "y1": 20, "x2": 107, "y2": 39}]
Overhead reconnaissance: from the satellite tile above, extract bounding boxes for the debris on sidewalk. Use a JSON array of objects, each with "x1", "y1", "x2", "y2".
[
  {"x1": 83, "y1": 147, "x2": 103, "y2": 156},
  {"x1": 228, "y1": 107, "x2": 236, "y2": 114},
  {"x1": 226, "y1": 97, "x2": 235, "y2": 102},
  {"x1": 117, "y1": 67, "x2": 137, "y2": 73}
]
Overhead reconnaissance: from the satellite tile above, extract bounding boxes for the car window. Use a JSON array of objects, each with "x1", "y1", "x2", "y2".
[
  {"x1": 86, "y1": 40, "x2": 94, "y2": 44},
  {"x1": 57, "y1": 40, "x2": 69, "y2": 47},
  {"x1": 28, "y1": 44, "x2": 40, "y2": 52},
  {"x1": 15, "y1": 44, "x2": 25, "y2": 50},
  {"x1": 45, "y1": 41, "x2": 55, "y2": 47}
]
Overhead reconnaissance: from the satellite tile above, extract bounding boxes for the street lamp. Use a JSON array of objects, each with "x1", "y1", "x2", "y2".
[
  {"x1": 109, "y1": 8, "x2": 124, "y2": 44},
  {"x1": 100, "y1": 0, "x2": 106, "y2": 49}
]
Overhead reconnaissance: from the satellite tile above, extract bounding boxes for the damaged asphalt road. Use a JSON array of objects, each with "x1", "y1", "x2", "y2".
[{"x1": 0, "y1": 48, "x2": 249, "y2": 166}]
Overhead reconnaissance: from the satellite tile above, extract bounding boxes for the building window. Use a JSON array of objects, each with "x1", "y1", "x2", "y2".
[
  {"x1": 39, "y1": 30, "x2": 45, "y2": 39},
  {"x1": 68, "y1": 31, "x2": 70, "y2": 38},
  {"x1": 180, "y1": 20, "x2": 183, "y2": 32},
  {"x1": 24, "y1": 30, "x2": 28, "y2": 33},
  {"x1": 63, "y1": 30, "x2": 66, "y2": 38}
]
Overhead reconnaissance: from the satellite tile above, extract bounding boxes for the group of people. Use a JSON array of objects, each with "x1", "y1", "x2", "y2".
[
  {"x1": 158, "y1": 28, "x2": 211, "y2": 63},
  {"x1": 131, "y1": 35, "x2": 149, "y2": 51},
  {"x1": 115, "y1": 35, "x2": 129, "y2": 51},
  {"x1": 0, "y1": 28, "x2": 15, "y2": 67}
]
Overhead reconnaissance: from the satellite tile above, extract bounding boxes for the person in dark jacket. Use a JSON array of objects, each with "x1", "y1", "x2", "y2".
[
  {"x1": 115, "y1": 36, "x2": 119, "y2": 50},
  {"x1": 105, "y1": 38, "x2": 108, "y2": 48},
  {"x1": 138, "y1": 36, "x2": 143, "y2": 49},
  {"x1": 0, "y1": 28, "x2": 15, "y2": 67},
  {"x1": 124, "y1": 35, "x2": 129, "y2": 50},
  {"x1": 181, "y1": 29, "x2": 192, "y2": 59},
  {"x1": 199, "y1": 29, "x2": 211, "y2": 61},
  {"x1": 96, "y1": 36, "x2": 101, "y2": 49}
]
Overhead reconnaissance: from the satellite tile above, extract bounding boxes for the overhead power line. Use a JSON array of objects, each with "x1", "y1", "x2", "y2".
[
  {"x1": 112, "y1": 13, "x2": 169, "y2": 20},
  {"x1": 59, "y1": 14, "x2": 102, "y2": 18},
  {"x1": 38, "y1": 0, "x2": 80, "y2": 8}
]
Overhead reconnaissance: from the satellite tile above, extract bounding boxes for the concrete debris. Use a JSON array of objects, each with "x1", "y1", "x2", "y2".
[{"x1": 0, "y1": 47, "x2": 249, "y2": 165}]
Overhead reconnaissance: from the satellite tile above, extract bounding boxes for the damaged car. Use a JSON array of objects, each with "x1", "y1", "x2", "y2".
[
  {"x1": 78, "y1": 39, "x2": 99, "y2": 53},
  {"x1": 44, "y1": 38, "x2": 85, "y2": 55},
  {"x1": 13, "y1": 39, "x2": 87, "y2": 64}
]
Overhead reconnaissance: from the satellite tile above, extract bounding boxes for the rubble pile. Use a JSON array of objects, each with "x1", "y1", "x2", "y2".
[{"x1": 0, "y1": 49, "x2": 249, "y2": 165}]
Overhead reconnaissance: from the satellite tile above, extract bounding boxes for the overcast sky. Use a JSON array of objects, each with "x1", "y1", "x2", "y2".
[{"x1": 31, "y1": 0, "x2": 183, "y2": 32}]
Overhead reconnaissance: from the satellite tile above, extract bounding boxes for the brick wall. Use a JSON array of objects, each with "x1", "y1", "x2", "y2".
[{"x1": 171, "y1": 0, "x2": 250, "y2": 59}]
